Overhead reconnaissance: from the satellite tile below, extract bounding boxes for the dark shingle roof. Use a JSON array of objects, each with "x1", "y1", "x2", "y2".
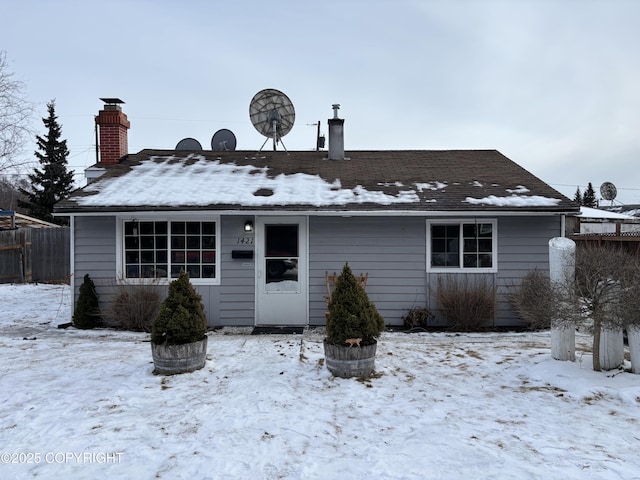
[{"x1": 55, "y1": 149, "x2": 578, "y2": 214}]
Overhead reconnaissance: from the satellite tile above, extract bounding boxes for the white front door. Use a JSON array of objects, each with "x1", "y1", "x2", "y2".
[{"x1": 255, "y1": 216, "x2": 308, "y2": 326}]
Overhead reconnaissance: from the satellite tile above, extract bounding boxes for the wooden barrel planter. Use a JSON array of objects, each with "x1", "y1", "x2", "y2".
[
  {"x1": 151, "y1": 336, "x2": 208, "y2": 375},
  {"x1": 324, "y1": 340, "x2": 377, "y2": 378}
]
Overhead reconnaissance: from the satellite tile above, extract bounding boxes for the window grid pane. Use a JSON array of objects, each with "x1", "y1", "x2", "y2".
[
  {"x1": 170, "y1": 221, "x2": 217, "y2": 279},
  {"x1": 124, "y1": 220, "x2": 216, "y2": 280},
  {"x1": 124, "y1": 221, "x2": 168, "y2": 279},
  {"x1": 430, "y1": 224, "x2": 460, "y2": 267},
  {"x1": 431, "y1": 222, "x2": 493, "y2": 269}
]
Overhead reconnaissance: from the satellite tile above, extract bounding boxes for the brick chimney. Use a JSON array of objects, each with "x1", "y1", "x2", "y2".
[
  {"x1": 327, "y1": 104, "x2": 345, "y2": 160},
  {"x1": 95, "y1": 98, "x2": 130, "y2": 164}
]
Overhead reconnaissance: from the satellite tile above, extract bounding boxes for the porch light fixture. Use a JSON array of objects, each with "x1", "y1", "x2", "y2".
[{"x1": 244, "y1": 220, "x2": 254, "y2": 233}]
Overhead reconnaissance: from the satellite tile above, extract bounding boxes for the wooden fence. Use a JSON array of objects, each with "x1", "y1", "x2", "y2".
[{"x1": 0, "y1": 228, "x2": 70, "y2": 283}]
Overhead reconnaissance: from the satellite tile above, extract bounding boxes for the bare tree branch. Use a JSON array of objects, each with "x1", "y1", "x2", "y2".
[
  {"x1": 574, "y1": 243, "x2": 640, "y2": 371},
  {"x1": 0, "y1": 51, "x2": 35, "y2": 173}
]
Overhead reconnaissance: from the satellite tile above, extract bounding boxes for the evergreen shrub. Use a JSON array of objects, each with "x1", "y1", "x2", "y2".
[
  {"x1": 73, "y1": 274, "x2": 101, "y2": 329},
  {"x1": 151, "y1": 270, "x2": 207, "y2": 345},
  {"x1": 325, "y1": 263, "x2": 384, "y2": 347}
]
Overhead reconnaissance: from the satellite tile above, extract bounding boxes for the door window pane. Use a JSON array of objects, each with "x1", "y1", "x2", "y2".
[
  {"x1": 265, "y1": 224, "x2": 299, "y2": 291},
  {"x1": 266, "y1": 225, "x2": 298, "y2": 257}
]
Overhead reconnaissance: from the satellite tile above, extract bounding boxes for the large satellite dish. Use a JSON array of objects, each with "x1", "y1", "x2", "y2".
[
  {"x1": 211, "y1": 129, "x2": 237, "y2": 151},
  {"x1": 175, "y1": 138, "x2": 203, "y2": 151},
  {"x1": 600, "y1": 182, "x2": 617, "y2": 201},
  {"x1": 249, "y1": 88, "x2": 295, "y2": 152}
]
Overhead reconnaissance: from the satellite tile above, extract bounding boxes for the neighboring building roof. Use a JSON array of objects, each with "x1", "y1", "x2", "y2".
[
  {"x1": 0, "y1": 210, "x2": 61, "y2": 230},
  {"x1": 604, "y1": 204, "x2": 640, "y2": 218},
  {"x1": 579, "y1": 207, "x2": 639, "y2": 220},
  {"x1": 55, "y1": 149, "x2": 579, "y2": 214}
]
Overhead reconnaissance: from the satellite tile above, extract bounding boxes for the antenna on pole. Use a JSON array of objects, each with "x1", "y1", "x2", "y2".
[{"x1": 306, "y1": 121, "x2": 325, "y2": 151}]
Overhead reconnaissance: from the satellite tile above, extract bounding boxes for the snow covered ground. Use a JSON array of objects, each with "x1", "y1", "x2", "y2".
[{"x1": 1, "y1": 283, "x2": 640, "y2": 480}]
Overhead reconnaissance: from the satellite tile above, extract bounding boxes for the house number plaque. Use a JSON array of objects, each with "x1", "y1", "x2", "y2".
[{"x1": 236, "y1": 237, "x2": 254, "y2": 245}]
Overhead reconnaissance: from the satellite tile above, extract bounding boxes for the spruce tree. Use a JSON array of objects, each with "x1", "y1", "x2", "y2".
[
  {"x1": 573, "y1": 187, "x2": 583, "y2": 206},
  {"x1": 18, "y1": 100, "x2": 74, "y2": 224},
  {"x1": 325, "y1": 263, "x2": 385, "y2": 347},
  {"x1": 152, "y1": 270, "x2": 207, "y2": 345},
  {"x1": 582, "y1": 182, "x2": 597, "y2": 208}
]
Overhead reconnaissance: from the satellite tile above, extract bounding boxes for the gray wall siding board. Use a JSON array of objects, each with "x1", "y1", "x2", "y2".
[
  {"x1": 494, "y1": 215, "x2": 561, "y2": 326},
  {"x1": 425, "y1": 216, "x2": 557, "y2": 327},
  {"x1": 309, "y1": 215, "x2": 561, "y2": 327},
  {"x1": 219, "y1": 216, "x2": 255, "y2": 326},
  {"x1": 309, "y1": 216, "x2": 427, "y2": 326},
  {"x1": 74, "y1": 216, "x2": 118, "y2": 314},
  {"x1": 71, "y1": 213, "x2": 562, "y2": 329},
  {"x1": 72, "y1": 215, "x2": 250, "y2": 328}
]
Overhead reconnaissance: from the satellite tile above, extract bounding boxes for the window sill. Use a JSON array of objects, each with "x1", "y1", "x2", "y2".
[{"x1": 427, "y1": 268, "x2": 497, "y2": 274}]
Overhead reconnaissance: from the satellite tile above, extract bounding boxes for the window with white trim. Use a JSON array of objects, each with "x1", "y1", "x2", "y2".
[
  {"x1": 122, "y1": 219, "x2": 219, "y2": 283},
  {"x1": 427, "y1": 220, "x2": 497, "y2": 272}
]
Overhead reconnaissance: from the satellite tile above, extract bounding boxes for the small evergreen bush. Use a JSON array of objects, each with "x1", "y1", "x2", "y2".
[
  {"x1": 73, "y1": 274, "x2": 101, "y2": 329},
  {"x1": 151, "y1": 270, "x2": 207, "y2": 345},
  {"x1": 325, "y1": 263, "x2": 384, "y2": 347}
]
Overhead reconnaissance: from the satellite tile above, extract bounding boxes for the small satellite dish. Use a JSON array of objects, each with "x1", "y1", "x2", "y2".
[
  {"x1": 600, "y1": 182, "x2": 617, "y2": 201},
  {"x1": 175, "y1": 138, "x2": 203, "y2": 151},
  {"x1": 249, "y1": 88, "x2": 295, "y2": 151},
  {"x1": 211, "y1": 129, "x2": 237, "y2": 151}
]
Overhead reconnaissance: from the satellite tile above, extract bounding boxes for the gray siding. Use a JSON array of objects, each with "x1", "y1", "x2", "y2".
[
  {"x1": 73, "y1": 216, "x2": 119, "y2": 317},
  {"x1": 426, "y1": 215, "x2": 561, "y2": 327},
  {"x1": 309, "y1": 216, "x2": 427, "y2": 326},
  {"x1": 495, "y1": 215, "x2": 560, "y2": 326},
  {"x1": 73, "y1": 215, "x2": 228, "y2": 328},
  {"x1": 218, "y1": 216, "x2": 255, "y2": 326},
  {"x1": 311, "y1": 215, "x2": 561, "y2": 328},
  {"x1": 72, "y1": 213, "x2": 562, "y2": 329}
]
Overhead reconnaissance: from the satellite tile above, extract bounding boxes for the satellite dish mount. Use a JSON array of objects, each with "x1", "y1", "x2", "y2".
[
  {"x1": 249, "y1": 89, "x2": 295, "y2": 153},
  {"x1": 600, "y1": 182, "x2": 618, "y2": 205}
]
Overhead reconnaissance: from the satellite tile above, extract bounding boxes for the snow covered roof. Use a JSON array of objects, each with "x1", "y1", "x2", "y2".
[
  {"x1": 55, "y1": 149, "x2": 579, "y2": 214},
  {"x1": 579, "y1": 207, "x2": 639, "y2": 220},
  {"x1": 602, "y1": 205, "x2": 640, "y2": 218}
]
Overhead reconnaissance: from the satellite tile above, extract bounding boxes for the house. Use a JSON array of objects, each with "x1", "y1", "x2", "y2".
[{"x1": 54, "y1": 100, "x2": 580, "y2": 328}]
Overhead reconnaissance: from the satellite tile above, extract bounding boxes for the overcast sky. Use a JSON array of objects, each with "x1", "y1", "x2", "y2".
[{"x1": 3, "y1": 0, "x2": 639, "y2": 205}]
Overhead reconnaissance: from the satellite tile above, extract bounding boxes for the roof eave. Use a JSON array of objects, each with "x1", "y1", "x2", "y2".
[{"x1": 54, "y1": 206, "x2": 579, "y2": 217}]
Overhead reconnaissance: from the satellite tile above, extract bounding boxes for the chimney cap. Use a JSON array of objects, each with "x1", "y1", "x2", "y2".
[
  {"x1": 331, "y1": 104, "x2": 340, "y2": 119},
  {"x1": 99, "y1": 98, "x2": 125, "y2": 105}
]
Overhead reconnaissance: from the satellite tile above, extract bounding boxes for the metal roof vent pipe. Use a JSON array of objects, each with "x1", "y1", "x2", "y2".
[{"x1": 327, "y1": 104, "x2": 345, "y2": 160}]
